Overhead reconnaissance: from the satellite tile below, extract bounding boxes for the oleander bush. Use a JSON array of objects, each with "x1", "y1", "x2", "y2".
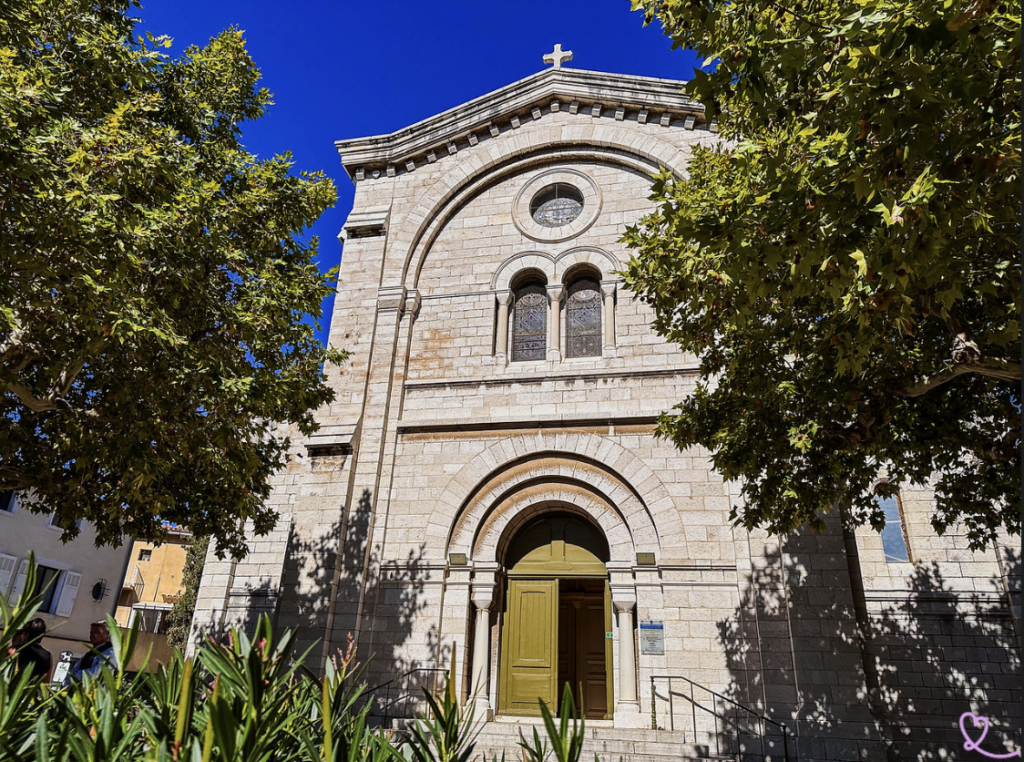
[{"x1": 1, "y1": 561, "x2": 587, "y2": 762}]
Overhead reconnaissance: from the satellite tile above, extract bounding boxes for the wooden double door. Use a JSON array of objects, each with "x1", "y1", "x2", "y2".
[{"x1": 499, "y1": 577, "x2": 613, "y2": 719}]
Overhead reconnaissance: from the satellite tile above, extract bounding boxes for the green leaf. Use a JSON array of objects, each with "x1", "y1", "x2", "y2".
[
  {"x1": 849, "y1": 249, "x2": 868, "y2": 277},
  {"x1": 624, "y1": 0, "x2": 1021, "y2": 549}
]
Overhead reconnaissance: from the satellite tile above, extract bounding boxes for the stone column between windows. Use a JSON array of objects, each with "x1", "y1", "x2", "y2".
[
  {"x1": 547, "y1": 284, "x2": 563, "y2": 362},
  {"x1": 494, "y1": 290, "x2": 512, "y2": 365},
  {"x1": 470, "y1": 584, "x2": 495, "y2": 716},
  {"x1": 601, "y1": 280, "x2": 617, "y2": 354}
]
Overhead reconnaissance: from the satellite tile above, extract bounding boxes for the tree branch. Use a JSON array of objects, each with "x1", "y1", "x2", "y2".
[
  {"x1": 900, "y1": 358, "x2": 1021, "y2": 397},
  {"x1": 0, "y1": 468, "x2": 30, "y2": 490},
  {"x1": 5, "y1": 378, "x2": 104, "y2": 418},
  {"x1": 897, "y1": 332, "x2": 1021, "y2": 396},
  {"x1": 49, "y1": 352, "x2": 89, "y2": 400},
  {"x1": 0, "y1": 328, "x2": 42, "y2": 373},
  {"x1": 5, "y1": 339, "x2": 105, "y2": 417},
  {"x1": 7, "y1": 379, "x2": 64, "y2": 413}
]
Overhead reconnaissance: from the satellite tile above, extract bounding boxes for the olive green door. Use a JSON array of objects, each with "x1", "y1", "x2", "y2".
[
  {"x1": 499, "y1": 579, "x2": 558, "y2": 716},
  {"x1": 557, "y1": 580, "x2": 613, "y2": 719}
]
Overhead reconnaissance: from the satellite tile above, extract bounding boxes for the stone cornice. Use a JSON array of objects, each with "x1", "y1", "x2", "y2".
[
  {"x1": 396, "y1": 413, "x2": 660, "y2": 435},
  {"x1": 334, "y1": 68, "x2": 707, "y2": 181},
  {"x1": 402, "y1": 365, "x2": 699, "y2": 391}
]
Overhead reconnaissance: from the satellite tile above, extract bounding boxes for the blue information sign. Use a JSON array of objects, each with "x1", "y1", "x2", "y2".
[{"x1": 639, "y1": 620, "x2": 665, "y2": 655}]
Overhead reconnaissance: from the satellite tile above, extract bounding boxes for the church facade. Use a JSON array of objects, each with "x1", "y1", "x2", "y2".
[{"x1": 193, "y1": 59, "x2": 1021, "y2": 760}]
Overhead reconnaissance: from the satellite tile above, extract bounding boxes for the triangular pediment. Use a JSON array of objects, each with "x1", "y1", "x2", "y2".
[{"x1": 334, "y1": 67, "x2": 707, "y2": 181}]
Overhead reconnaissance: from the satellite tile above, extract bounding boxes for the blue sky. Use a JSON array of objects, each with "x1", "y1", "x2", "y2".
[{"x1": 136, "y1": 1, "x2": 701, "y2": 347}]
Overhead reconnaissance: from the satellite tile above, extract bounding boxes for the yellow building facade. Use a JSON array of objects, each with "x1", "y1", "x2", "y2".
[{"x1": 115, "y1": 523, "x2": 190, "y2": 635}]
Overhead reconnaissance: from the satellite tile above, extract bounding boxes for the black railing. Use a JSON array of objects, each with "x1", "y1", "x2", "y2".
[
  {"x1": 362, "y1": 667, "x2": 448, "y2": 728},
  {"x1": 650, "y1": 675, "x2": 789, "y2": 762}
]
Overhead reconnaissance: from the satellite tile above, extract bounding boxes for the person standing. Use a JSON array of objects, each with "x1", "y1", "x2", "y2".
[
  {"x1": 65, "y1": 621, "x2": 117, "y2": 684},
  {"x1": 14, "y1": 618, "x2": 53, "y2": 682}
]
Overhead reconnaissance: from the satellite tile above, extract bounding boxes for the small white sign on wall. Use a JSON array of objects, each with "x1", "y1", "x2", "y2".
[{"x1": 639, "y1": 620, "x2": 665, "y2": 655}]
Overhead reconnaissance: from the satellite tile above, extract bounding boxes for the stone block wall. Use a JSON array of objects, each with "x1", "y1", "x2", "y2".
[
  {"x1": 854, "y1": 483, "x2": 1022, "y2": 758},
  {"x1": 189, "y1": 69, "x2": 1021, "y2": 760}
]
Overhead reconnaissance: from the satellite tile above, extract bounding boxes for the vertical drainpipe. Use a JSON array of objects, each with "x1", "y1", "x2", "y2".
[
  {"x1": 992, "y1": 541, "x2": 1021, "y2": 651},
  {"x1": 837, "y1": 502, "x2": 897, "y2": 762}
]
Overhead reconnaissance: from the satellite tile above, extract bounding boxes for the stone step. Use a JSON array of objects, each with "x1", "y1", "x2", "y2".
[
  {"x1": 386, "y1": 717, "x2": 756, "y2": 761},
  {"x1": 467, "y1": 722, "x2": 738, "y2": 761}
]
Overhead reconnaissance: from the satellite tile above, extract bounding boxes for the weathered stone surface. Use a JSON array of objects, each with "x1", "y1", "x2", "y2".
[{"x1": 191, "y1": 66, "x2": 1021, "y2": 760}]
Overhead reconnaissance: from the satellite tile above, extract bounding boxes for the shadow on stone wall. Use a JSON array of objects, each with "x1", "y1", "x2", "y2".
[
  {"x1": 716, "y1": 532, "x2": 1022, "y2": 762},
  {"x1": 274, "y1": 486, "x2": 437, "y2": 722},
  {"x1": 716, "y1": 536, "x2": 881, "y2": 762},
  {"x1": 871, "y1": 562, "x2": 1021, "y2": 759},
  {"x1": 999, "y1": 545, "x2": 1021, "y2": 647},
  {"x1": 358, "y1": 545, "x2": 445, "y2": 722}
]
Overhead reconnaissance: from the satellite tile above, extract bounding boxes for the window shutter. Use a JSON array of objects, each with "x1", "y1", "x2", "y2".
[
  {"x1": 0, "y1": 554, "x2": 17, "y2": 596},
  {"x1": 10, "y1": 560, "x2": 29, "y2": 601},
  {"x1": 54, "y1": 571, "x2": 81, "y2": 617}
]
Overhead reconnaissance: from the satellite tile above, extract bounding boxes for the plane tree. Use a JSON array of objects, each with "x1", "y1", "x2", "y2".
[
  {"x1": 0, "y1": 1, "x2": 343, "y2": 556},
  {"x1": 624, "y1": 0, "x2": 1020, "y2": 547}
]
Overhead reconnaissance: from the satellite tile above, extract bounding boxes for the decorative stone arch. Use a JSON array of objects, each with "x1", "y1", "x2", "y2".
[
  {"x1": 428, "y1": 432, "x2": 684, "y2": 561},
  {"x1": 381, "y1": 122, "x2": 693, "y2": 289},
  {"x1": 553, "y1": 246, "x2": 620, "y2": 285},
  {"x1": 473, "y1": 487, "x2": 633, "y2": 566},
  {"x1": 492, "y1": 245, "x2": 621, "y2": 291},
  {"x1": 447, "y1": 436, "x2": 673, "y2": 726},
  {"x1": 445, "y1": 455, "x2": 659, "y2": 564},
  {"x1": 491, "y1": 252, "x2": 556, "y2": 291}
]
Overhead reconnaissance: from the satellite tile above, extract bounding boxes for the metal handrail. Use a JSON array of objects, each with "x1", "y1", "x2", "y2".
[
  {"x1": 650, "y1": 674, "x2": 790, "y2": 762},
  {"x1": 362, "y1": 667, "x2": 448, "y2": 727}
]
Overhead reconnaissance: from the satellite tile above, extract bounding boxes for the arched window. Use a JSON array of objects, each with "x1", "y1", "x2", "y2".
[
  {"x1": 876, "y1": 492, "x2": 911, "y2": 563},
  {"x1": 565, "y1": 275, "x2": 602, "y2": 358},
  {"x1": 511, "y1": 281, "x2": 547, "y2": 362}
]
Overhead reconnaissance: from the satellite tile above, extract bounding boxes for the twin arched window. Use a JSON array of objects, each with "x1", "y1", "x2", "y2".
[
  {"x1": 511, "y1": 282, "x2": 547, "y2": 362},
  {"x1": 565, "y1": 276, "x2": 602, "y2": 358},
  {"x1": 510, "y1": 272, "x2": 603, "y2": 362}
]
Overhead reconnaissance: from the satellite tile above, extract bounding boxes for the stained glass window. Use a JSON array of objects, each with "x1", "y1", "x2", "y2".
[
  {"x1": 512, "y1": 282, "x2": 547, "y2": 361},
  {"x1": 877, "y1": 494, "x2": 911, "y2": 563},
  {"x1": 530, "y1": 184, "x2": 584, "y2": 227},
  {"x1": 565, "y1": 276, "x2": 602, "y2": 358}
]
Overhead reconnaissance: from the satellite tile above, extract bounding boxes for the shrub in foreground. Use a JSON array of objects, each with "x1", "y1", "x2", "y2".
[{"x1": 1, "y1": 566, "x2": 587, "y2": 762}]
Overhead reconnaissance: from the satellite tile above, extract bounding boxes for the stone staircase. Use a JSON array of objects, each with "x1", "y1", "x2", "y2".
[{"x1": 467, "y1": 721, "x2": 735, "y2": 762}]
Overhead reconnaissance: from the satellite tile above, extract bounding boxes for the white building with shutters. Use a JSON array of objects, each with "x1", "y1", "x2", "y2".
[{"x1": 0, "y1": 490, "x2": 130, "y2": 660}]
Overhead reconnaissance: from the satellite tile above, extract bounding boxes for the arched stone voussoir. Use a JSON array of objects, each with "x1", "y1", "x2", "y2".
[
  {"x1": 478, "y1": 487, "x2": 636, "y2": 566},
  {"x1": 553, "y1": 246, "x2": 622, "y2": 283},
  {"x1": 429, "y1": 433, "x2": 677, "y2": 564},
  {"x1": 492, "y1": 252, "x2": 557, "y2": 291},
  {"x1": 379, "y1": 126, "x2": 690, "y2": 288},
  {"x1": 451, "y1": 466, "x2": 647, "y2": 561}
]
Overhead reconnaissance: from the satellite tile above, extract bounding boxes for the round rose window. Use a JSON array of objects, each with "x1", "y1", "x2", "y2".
[{"x1": 529, "y1": 184, "x2": 584, "y2": 227}]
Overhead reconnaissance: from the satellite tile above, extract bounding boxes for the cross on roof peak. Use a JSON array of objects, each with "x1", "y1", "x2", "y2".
[{"x1": 543, "y1": 44, "x2": 573, "y2": 69}]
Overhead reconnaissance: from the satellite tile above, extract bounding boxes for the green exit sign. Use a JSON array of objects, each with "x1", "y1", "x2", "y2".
[{"x1": 606, "y1": 632, "x2": 614, "y2": 639}]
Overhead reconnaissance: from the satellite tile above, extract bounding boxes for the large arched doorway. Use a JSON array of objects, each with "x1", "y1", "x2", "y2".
[{"x1": 497, "y1": 512, "x2": 613, "y2": 719}]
